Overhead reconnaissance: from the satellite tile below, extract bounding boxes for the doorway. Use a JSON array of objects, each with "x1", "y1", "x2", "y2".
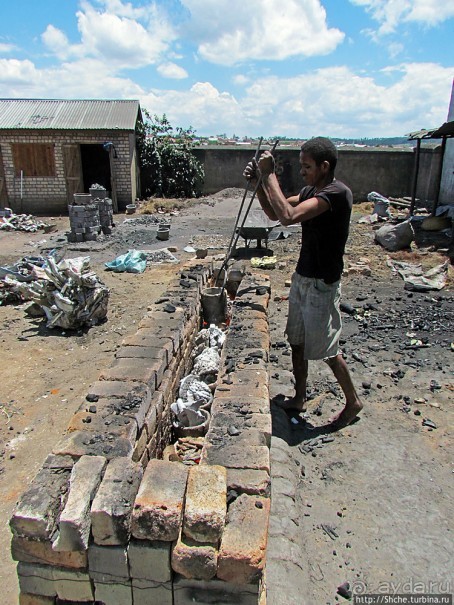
[{"x1": 80, "y1": 144, "x2": 111, "y2": 193}]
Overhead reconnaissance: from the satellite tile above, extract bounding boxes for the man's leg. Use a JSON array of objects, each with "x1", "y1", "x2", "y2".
[
  {"x1": 278, "y1": 343, "x2": 308, "y2": 411},
  {"x1": 324, "y1": 354, "x2": 363, "y2": 428}
]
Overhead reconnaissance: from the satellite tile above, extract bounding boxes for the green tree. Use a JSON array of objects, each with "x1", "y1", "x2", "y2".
[{"x1": 137, "y1": 111, "x2": 204, "y2": 198}]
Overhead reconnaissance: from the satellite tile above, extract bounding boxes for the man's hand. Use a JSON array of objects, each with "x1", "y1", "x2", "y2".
[
  {"x1": 243, "y1": 157, "x2": 259, "y2": 184},
  {"x1": 257, "y1": 151, "x2": 275, "y2": 177}
]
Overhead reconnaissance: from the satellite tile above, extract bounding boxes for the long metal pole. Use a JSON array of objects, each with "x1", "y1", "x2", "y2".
[{"x1": 219, "y1": 139, "x2": 279, "y2": 297}]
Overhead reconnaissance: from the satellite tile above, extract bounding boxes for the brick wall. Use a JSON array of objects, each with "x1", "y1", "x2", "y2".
[{"x1": 10, "y1": 263, "x2": 272, "y2": 604}]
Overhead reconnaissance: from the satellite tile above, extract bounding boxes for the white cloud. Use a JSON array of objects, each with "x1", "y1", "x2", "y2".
[
  {"x1": 0, "y1": 42, "x2": 16, "y2": 54},
  {"x1": 180, "y1": 0, "x2": 344, "y2": 65},
  {"x1": 40, "y1": 1, "x2": 176, "y2": 69},
  {"x1": 351, "y1": 0, "x2": 454, "y2": 34},
  {"x1": 157, "y1": 62, "x2": 188, "y2": 79}
]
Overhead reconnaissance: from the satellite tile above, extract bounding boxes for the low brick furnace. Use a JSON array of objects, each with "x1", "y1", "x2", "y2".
[{"x1": 10, "y1": 261, "x2": 272, "y2": 605}]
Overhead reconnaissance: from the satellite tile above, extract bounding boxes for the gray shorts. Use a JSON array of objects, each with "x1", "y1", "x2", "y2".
[{"x1": 285, "y1": 273, "x2": 342, "y2": 360}]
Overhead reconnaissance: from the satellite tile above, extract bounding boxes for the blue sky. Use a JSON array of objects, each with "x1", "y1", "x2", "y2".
[{"x1": 0, "y1": 0, "x2": 453, "y2": 138}]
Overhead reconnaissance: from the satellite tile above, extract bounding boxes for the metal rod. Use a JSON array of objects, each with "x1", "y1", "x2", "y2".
[
  {"x1": 219, "y1": 139, "x2": 279, "y2": 298},
  {"x1": 224, "y1": 137, "x2": 263, "y2": 258}
]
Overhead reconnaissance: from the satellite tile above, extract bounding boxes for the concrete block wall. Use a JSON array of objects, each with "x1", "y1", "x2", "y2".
[{"x1": 10, "y1": 265, "x2": 272, "y2": 604}]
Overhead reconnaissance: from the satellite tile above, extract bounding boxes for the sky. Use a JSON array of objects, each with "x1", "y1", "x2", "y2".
[{"x1": 0, "y1": 0, "x2": 453, "y2": 139}]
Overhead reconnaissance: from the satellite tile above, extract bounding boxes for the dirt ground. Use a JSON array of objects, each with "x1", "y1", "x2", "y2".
[{"x1": 0, "y1": 191, "x2": 453, "y2": 604}]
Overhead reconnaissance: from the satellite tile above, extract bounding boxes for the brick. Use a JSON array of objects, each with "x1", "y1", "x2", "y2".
[
  {"x1": 227, "y1": 469, "x2": 271, "y2": 497},
  {"x1": 211, "y1": 396, "x2": 269, "y2": 416},
  {"x1": 115, "y1": 344, "x2": 170, "y2": 365},
  {"x1": 214, "y1": 380, "x2": 269, "y2": 401},
  {"x1": 183, "y1": 465, "x2": 226, "y2": 543},
  {"x1": 86, "y1": 380, "x2": 148, "y2": 400},
  {"x1": 132, "y1": 578, "x2": 173, "y2": 605},
  {"x1": 94, "y1": 579, "x2": 132, "y2": 605},
  {"x1": 88, "y1": 545, "x2": 129, "y2": 580},
  {"x1": 53, "y1": 430, "x2": 134, "y2": 459},
  {"x1": 131, "y1": 459, "x2": 188, "y2": 541},
  {"x1": 99, "y1": 357, "x2": 161, "y2": 389},
  {"x1": 10, "y1": 455, "x2": 73, "y2": 540},
  {"x1": 173, "y1": 575, "x2": 259, "y2": 605},
  {"x1": 171, "y1": 530, "x2": 217, "y2": 580},
  {"x1": 201, "y1": 443, "x2": 270, "y2": 473},
  {"x1": 206, "y1": 411, "x2": 271, "y2": 447},
  {"x1": 67, "y1": 410, "x2": 137, "y2": 440},
  {"x1": 91, "y1": 457, "x2": 142, "y2": 546},
  {"x1": 128, "y1": 539, "x2": 172, "y2": 582},
  {"x1": 17, "y1": 562, "x2": 56, "y2": 598},
  {"x1": 11, "y1": 535, "x2": 87, "y2": 569},
  {"x1": 53, "y1": 567, "x2": 94, "y2": 601},
  {"x1": 217, "y1": 494, "x2": 270, "y2": 585},
  {"x1": 19, "y1": 594, "x2": 55, "y2": 605},
  {"x1": 121, "y1": 328, "x2": 177, "y2": 354},
  {"x1": 53, "y1": 455, "x2": 106, "y2": 552}
]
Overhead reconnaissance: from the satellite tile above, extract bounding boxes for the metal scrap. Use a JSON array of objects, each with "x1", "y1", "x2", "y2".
[
  {"x1": 9, "y1": 255, "x2": 109, "y2": 329},
  {"x1": 0, "y1": 210, "x2": 49, "y2": 232}
]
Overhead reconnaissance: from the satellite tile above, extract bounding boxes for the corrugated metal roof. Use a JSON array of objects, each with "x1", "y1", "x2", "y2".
[
  {"x1": 407, "y1": 121, "x2": 454, "y2": 140},
  {"x1": 0, "y1": 99, "x2": 141, "y2": 130}
]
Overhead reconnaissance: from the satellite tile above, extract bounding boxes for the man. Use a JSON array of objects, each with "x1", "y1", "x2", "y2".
[{"x1": 243, "y1": 137, "x2": 363, "y2": 429}]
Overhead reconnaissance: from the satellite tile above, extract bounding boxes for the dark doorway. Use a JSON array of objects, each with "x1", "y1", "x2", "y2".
[{"x1": 80, "y1": 144, "x2": 111, "y2": 193}]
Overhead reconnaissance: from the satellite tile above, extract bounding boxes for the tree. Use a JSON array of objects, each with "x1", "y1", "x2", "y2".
[{"x1": 137, "y1": 111, "x2": 204, "y2": 198}]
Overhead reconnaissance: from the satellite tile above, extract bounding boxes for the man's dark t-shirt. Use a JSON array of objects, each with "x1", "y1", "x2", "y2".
[{"x1": 295, "y1": 179, "x2": 352, "y2": 284}]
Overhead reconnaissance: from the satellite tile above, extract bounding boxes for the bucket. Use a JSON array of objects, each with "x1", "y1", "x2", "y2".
[
  {"x1": 157, "y1": 227, "x2": 170, "y2": 241},
  {"x1": 201, "y1": 287, "x2": 227, "y2": 326},
  {"x1": 125, "y1": 204, "x2": 136, "y2": 214},
  {"x1": 73, "y1": 193, "x2": 92, "y2": 205}
]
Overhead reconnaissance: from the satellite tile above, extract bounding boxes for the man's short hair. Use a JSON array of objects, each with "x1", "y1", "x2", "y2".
[{"x1": 301, "y1": 137, "x2": 338, "y2": 172}]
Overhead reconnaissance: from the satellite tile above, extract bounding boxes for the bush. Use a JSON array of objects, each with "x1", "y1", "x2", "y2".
[{"x1": 138, "y1": 112, "x2": 204, "y2": 199}]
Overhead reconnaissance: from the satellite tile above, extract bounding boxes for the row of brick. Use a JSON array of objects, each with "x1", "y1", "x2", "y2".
[{"x1": 10, "y1": 265, "x2": 272, "y2": 604}]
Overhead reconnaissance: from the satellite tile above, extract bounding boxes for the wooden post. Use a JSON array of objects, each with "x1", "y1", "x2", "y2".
[{"x1": 109, "y1": 148, "x2": 118, "y2": 213}]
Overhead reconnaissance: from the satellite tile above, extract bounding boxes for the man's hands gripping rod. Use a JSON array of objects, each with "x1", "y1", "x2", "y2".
[{"x1": 243, "y1": 150, "x2": 276, "y2": 184}]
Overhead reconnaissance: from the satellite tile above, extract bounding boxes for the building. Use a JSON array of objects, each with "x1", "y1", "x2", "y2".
[{"x1": 0, "y1": 99, "x2": 143, "y2": 214}]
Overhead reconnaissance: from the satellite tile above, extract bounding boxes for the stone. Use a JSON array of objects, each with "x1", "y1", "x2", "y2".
[
  {"x1": 173, "y1": 575, "x2": 259, "y2": 605},
  {"x1": 19, "y1": 595, "x2": 55, "y2": 605},
  {"x1": 88, "y1": 544, "x2": 129, "y2": 580},
  {"x1": 53, "y1": 430, "x2": 134, "y2": 459},
  {"x1": 131, "y1": 459, "x2": 188, "y2": 541},
  {"x1": 53, "y1": 567, "x2": 94, "y2": 601},
  {"x1": 53, "y1": 455, "x2": 106, "y2": 552},
  {"x1": 17, "y1": 562, "x2": 56, "y2": 598},
  {"x1": 128, "y1": 539, "x2": 172, "y2": 582},
  {"x1": 183, "y1": 465, "x2": 227, "y2": 543},
  {"x1": 91, "y1": 457, "x2": 143, "y2": 546},
  {"x1": 11, "y1": 535, "x2": 87, "y2": 569},
  {"x1": 10, "y1": 456, "x2": 73, "y2": 540},
  {"x1": 217, "y1": 494, "x2": 270, "y2": 585},
  {"x1": 201, "y1": 443, "x2": 270, "y2": 473},
  {"x1": 227, "y1": 469, "x2": 271, "y2": 497},
  {"x1": 94, "y1": 579, "x2": 133, "y2": 605},
  {"x1": 171, "y1": 530, "x2": 218, "y2": 580},
  {"x1": 132, "y1": 578, "x2": 173, "y2": 605}
]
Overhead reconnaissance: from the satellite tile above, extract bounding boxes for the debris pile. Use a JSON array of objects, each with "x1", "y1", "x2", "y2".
[
  {"x1": 0, "y1": 209, "x2": 49, "y2": 232},
  {"x1": 10, "y1": 255, "x2": 109, "y2": 329},
  {"x1": 171, "y1": 324, "x2": 225, "y2": 439},
  {"x1": 0, "y1": 253, "x2": 62, "y2": 304}
]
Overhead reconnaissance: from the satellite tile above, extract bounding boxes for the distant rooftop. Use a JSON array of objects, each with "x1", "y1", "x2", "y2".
[{"x1": 0, "y1": 99, "x2": 141, "y2": 130}]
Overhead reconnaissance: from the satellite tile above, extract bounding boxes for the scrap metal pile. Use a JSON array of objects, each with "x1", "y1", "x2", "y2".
[
  {"x1": 0, "y1": 209, "x2": 49, "y2": 232},
  {"x1": 171, "y1": 325, "x2": 225, "y2": 440},
  {"x1": 2, "y1": 254, "x2": 109, "y2": 329}
]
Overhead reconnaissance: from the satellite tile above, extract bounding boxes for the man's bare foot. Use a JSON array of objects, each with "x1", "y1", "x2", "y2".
[
  {"x1": 329, "y1": 400, "x2": 363, "y2": 429},
  {"x1": 277, "y1": 396, "x2": 307, "y2": 413}
]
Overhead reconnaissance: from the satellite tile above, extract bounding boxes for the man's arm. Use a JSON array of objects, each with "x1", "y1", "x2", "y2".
[
  {"x1": 258, "y1": 152, "x2": 329, "y2": 226},
  {"x1": 243, "y1": 157, "x2": 300, "y2": 221}
]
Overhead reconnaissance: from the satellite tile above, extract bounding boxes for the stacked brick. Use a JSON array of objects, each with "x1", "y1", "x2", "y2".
[
  {"x1": 10, "y1": 264, "x2": 272, "y2": 605},
  {"x1": 68, "y1": 189, "x2": 114, "y2": 243}
]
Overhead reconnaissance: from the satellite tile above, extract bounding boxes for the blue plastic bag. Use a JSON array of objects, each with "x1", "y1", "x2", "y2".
[{"x1": 105, "y1": 250, "x2": 147, "y2": 273}]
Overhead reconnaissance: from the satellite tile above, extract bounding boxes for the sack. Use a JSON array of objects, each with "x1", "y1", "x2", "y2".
[{"x1": 375, "y1": 220, "x2": 414, "y2": 251}]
